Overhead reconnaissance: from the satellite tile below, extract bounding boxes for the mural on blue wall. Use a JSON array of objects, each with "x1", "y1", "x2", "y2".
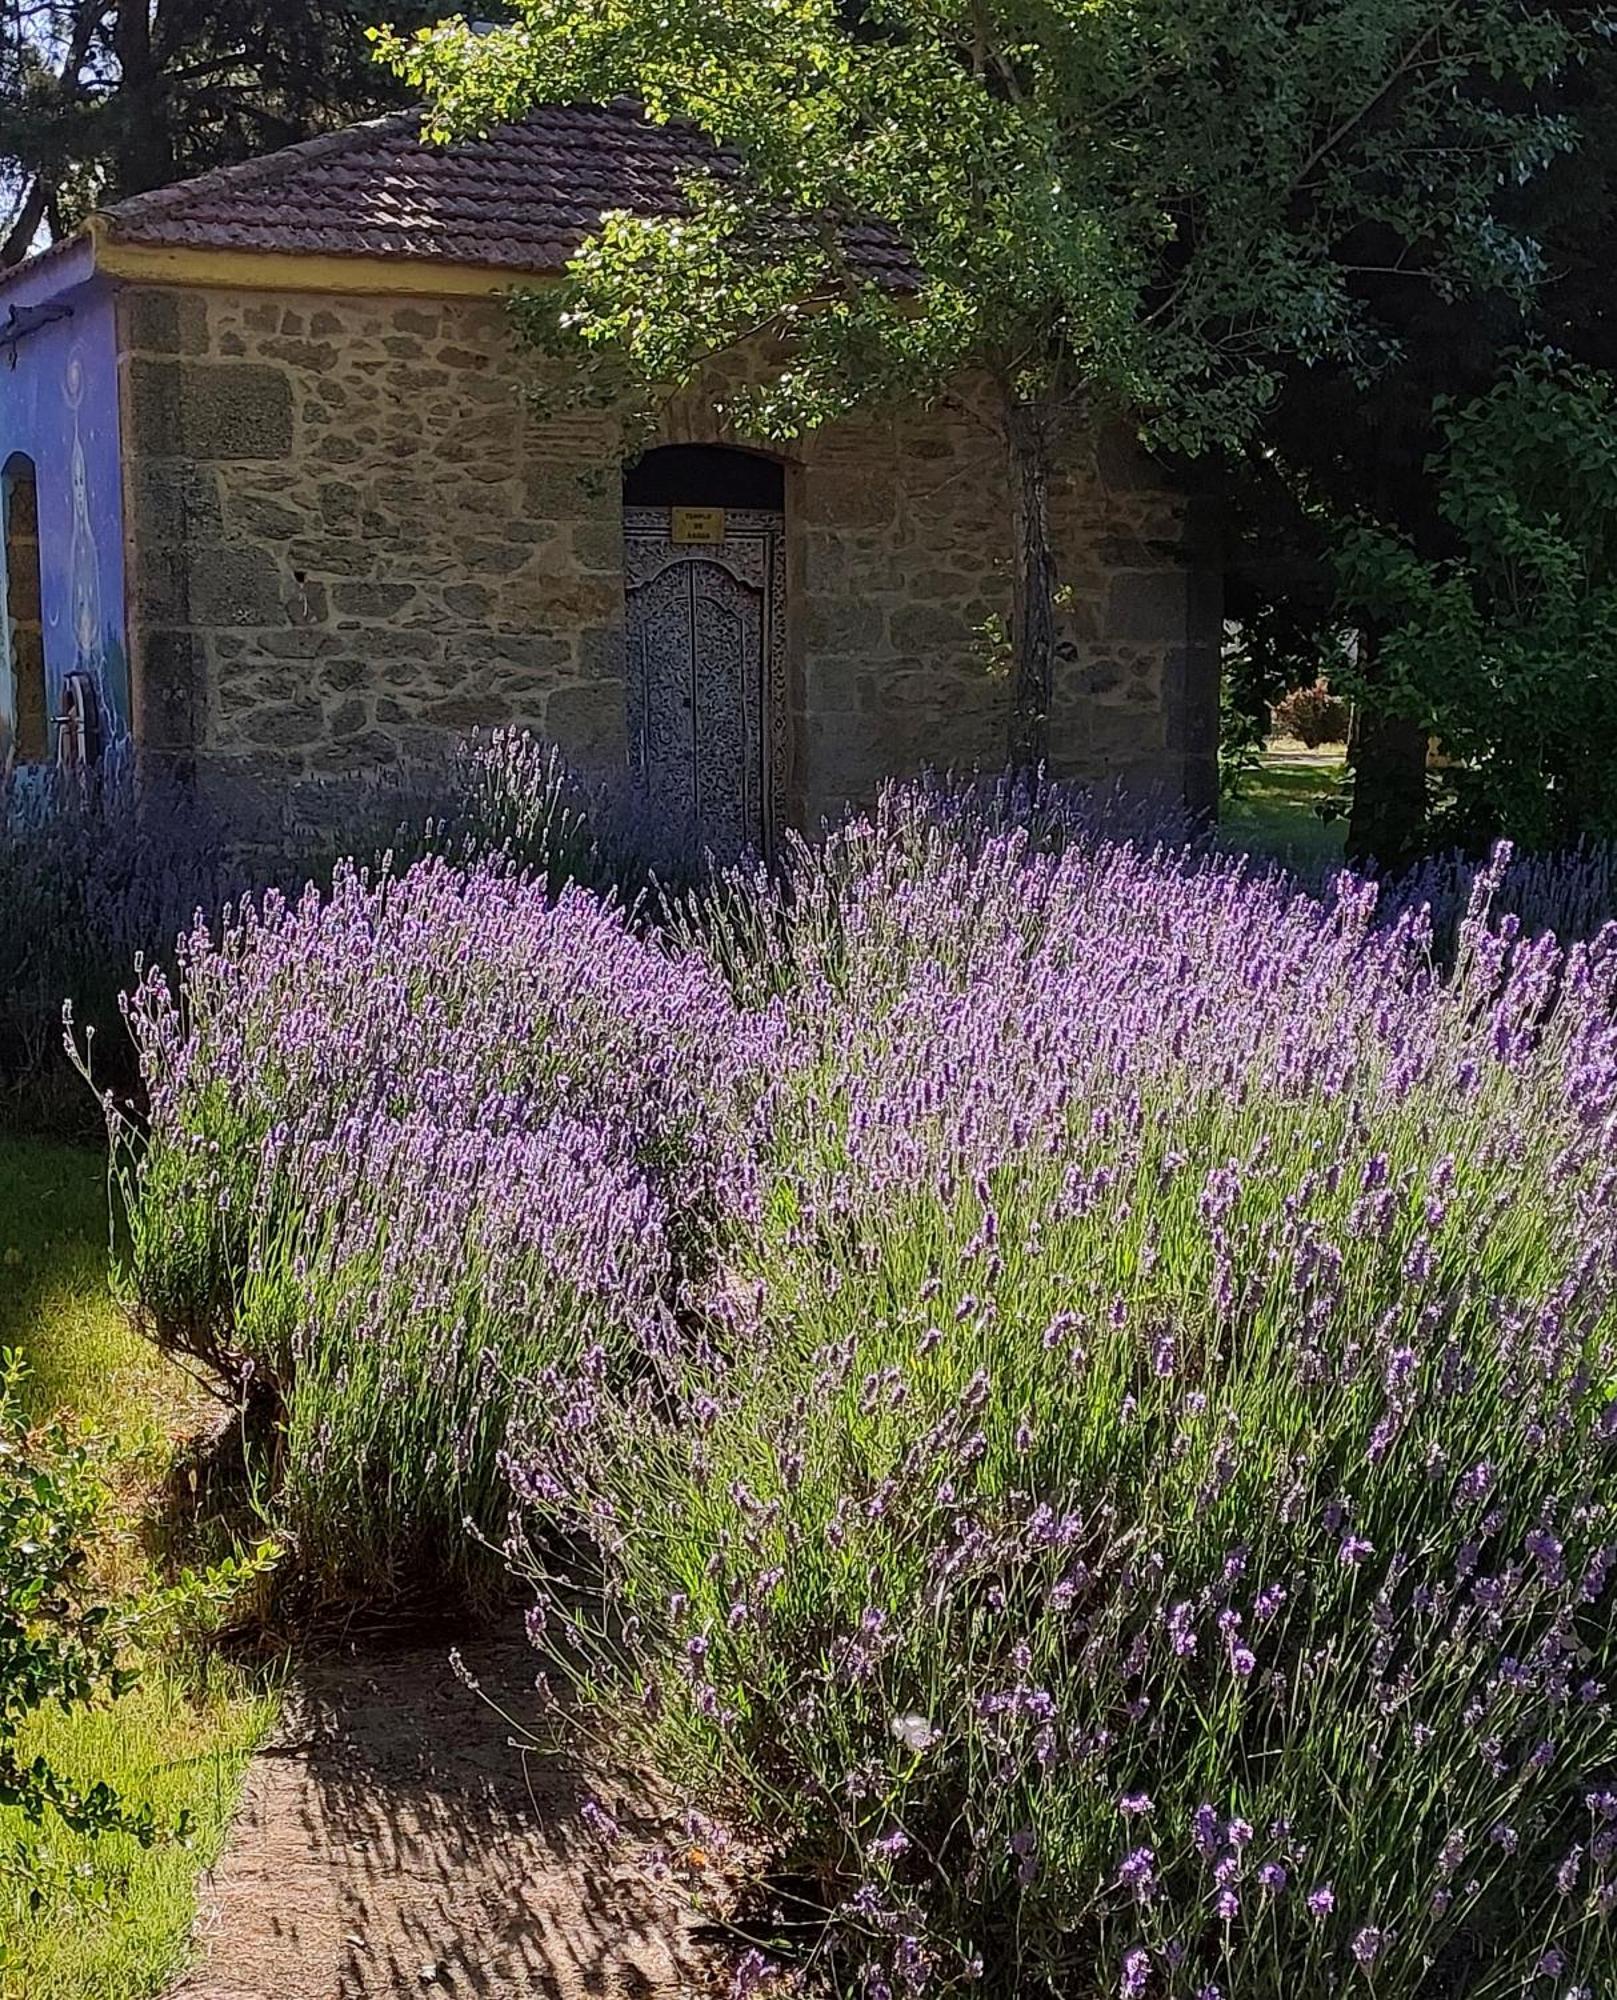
[{"x1": 0, "y1": 273, "x2": 129, "y2": 764}]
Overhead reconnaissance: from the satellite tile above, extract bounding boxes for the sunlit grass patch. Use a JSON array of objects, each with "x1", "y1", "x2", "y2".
[
  {"x1": 1220, "y1": 739, "x2": 1348, "y2": 870},
  {"x1": 0, "y1": 1133, "x2": 273, "y2": 2000},
  {"x1": 0, "y1": 1134, "x2": 182, "y2": 1444},
  {"x1": 0, "y1": 1667, "x2": 274, "y2": 2000}
]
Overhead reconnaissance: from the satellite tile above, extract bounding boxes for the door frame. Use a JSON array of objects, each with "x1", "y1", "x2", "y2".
[{"x1": 623, "y1": 504, "x2": 788, "y2": 858}]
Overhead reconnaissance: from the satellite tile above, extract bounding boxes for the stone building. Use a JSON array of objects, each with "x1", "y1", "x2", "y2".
[{"x1": 0, "y1": 103, "x2": 1221, "y2": 844}]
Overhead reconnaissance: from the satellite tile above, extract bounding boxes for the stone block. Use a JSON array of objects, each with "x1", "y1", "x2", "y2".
[
  {"x1": 287, "y1": 538, "x2": 377, "y2": 578},
  {"x1": 804, "y1": 599, "x2": 885, "y2": 654},
  {"x1": 1105, "y1": 569, "x2": 1188, "y2": 644},
  {"x1": 135, "y1": 630, "x2": 202, "y2": 753},
  {"x1": 133, "y1": 545, "x2": 191, "y2": 624},
  {"x1": 576, "y1": 625, "x2": 624, "y2": 683},
  {"x1": 441, "y1": 583, "x2": 497, "y2": 621},
  {"x1": 257, "y1": 338, "x2": 337, "y2": 372},
  {"x1": 458, "y1": 632, "x2": 574, "y2": 674},
  {"x1": 189, "y1": 546, "x2": 285, "y2": 626},
  {"x1": 230, "y1": 492, "x2": 306, "y2": 540},
  {"x1": 543, "y1": 682, "x2": 627, "y2": 763},
  {"x1": 327, "y1": 698, "x2": 372, "y2": 738},
  {"x1": 253, "y1": 629, "x2": 345, "y2": 661},
  {"x1": 887, "y1": 601, "x2": 970, "y2": 653},
  {"x1": 423, "y1": 692, "x2": 517, "y2": 731},
  {"x1": 125, "y1": 288, "x2": 210, "y2": 357},
  {"x1": 241, "y1": 700, "x2": 327, "y2": 750},
  {"x1": 570, "y1": 520, "x2": 625, "y2": 574},
  {"x1": 317, "y1": 482, "x2": 364, "y2": 531},
  {"x1": 800, "y1": 472, "x2": 897, "y2": 528},
  {"x1": 132, "y1": 462, "x2": 223, "y2": 542},
  {"x1": 316, "y1": 658, "x2": 371, "y2": 694},
  {"x1": 131, "y1": 359, "x2": 294, "y2": 460},
  {"x1": 332, "y1": 580, "x2": 419, "y2": 621}
]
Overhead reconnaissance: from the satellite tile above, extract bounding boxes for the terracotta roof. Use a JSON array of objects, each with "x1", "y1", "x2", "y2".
[{"x1": 95, "y1": 101, "x2": 916, "y2": 283}]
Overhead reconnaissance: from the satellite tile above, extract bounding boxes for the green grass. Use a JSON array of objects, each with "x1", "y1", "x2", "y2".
[
  {"x1": 1219, "y1": 740, "x2": 1349, "y2": 871},
  {"x1": 0, "y1": 1135, "x2": 170, "y2": 1438},
  {"x1": 0, "y1": 1134, "x2": 272, "y2": 2000},
  {"x1": 0, "y1": 1674, "x2": 275, "y2": 2000}
]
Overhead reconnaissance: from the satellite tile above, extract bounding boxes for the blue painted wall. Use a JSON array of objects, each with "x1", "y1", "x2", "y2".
[{"x1": 0, "y1": 249, "x2": 129, "y2": 757}]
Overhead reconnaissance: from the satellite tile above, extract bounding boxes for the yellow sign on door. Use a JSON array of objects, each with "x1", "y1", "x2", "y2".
[{"x1": 670, "y1": 506, "x2": 726, "y2": 544}]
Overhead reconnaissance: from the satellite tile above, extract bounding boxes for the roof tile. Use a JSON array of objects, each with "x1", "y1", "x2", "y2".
[{"x1": 97, "y1": 102, "x2": 916, "y2": 283}]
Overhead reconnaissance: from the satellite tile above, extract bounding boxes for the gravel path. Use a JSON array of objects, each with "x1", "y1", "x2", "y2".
[{"x1": 169, "y1": 1639, "x2": 715, "y2": 2000}]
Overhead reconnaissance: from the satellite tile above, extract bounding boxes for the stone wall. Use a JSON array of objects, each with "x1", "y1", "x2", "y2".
[{"x1": 117, "y1": 280, "x2": 1218, "y2": 822}]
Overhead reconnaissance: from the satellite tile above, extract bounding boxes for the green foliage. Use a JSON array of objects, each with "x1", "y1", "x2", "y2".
[
  {"x1": 0, "y1": 1351, "x2": 160, "y2": 1898},
  {"x1": 380, "y1": 0, "x2": 1570, "y2": 455},
  {"x1": 0, "y1": 1137, "x2": 275, "y2": 2000},
  {"x1": 1335, "y1": 362, "x2": 1617, "y2": 849},
  {"x1": 379, "y1": 0, "x2": 1574, "y2": 762},
  {"x1": 1, "y1": 0, "x2": 453, "y2": 261}
]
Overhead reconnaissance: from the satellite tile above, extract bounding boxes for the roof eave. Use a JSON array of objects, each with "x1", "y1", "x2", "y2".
[
  {"x1": 88, "y1": 219, "x2": 562, "y2": 298},
  {"x1": 0, "y1": 231, "x2": 98, "y2": 311}
]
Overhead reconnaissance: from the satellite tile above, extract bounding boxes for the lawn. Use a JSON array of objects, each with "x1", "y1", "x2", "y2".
[
  {"x1": 1218, "y1": 739, "x2": 1348, "y2": 870},
  {"x1": 0, "y1": 1134, "x2": 273, "y2": 2000}
]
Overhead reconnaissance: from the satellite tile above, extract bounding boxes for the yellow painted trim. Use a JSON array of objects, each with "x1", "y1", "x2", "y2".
[{"x1": 86, "y1": 219, "x2": 555, "y2": 298}]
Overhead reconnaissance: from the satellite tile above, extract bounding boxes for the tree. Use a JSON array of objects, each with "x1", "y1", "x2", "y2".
[
  {"x1": 0, "y1": 0, "x2": 444, "y2": 266},
  {"x1": 1216, "y1": 13, "x2": 1617, "y2": 864},
  {"x1": 1333, "y1": 362, "x2": 1617, "y2": 851},
  {"x1": 381, "y1": 0, "x2": 1574, "y2": 767}
]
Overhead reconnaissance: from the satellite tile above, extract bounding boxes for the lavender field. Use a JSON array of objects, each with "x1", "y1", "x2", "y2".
[{"x1": 66, "y1": 743, "x2": 1617, "y2": 1995}]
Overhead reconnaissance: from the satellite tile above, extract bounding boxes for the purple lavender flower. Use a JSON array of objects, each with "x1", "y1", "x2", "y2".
[
  {"x1": 1117, "y1": 1846, "x2": 1157, "y2": 1902},
  {"x1": 1351, "y1": 1926, "x2": 1389, "y2": 1968}
]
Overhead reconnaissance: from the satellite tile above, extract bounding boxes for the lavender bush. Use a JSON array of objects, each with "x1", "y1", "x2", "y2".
[
  {"x1": 4, "y1": 731, "x2": 644, "y2": 1133},
  {"x1": 0, "y1": 756, "x2": 245, "y2": 1126},
  {"x1": 505, "y1": 796, "x2": 1617, "y2": 1997},
  {"x1": 109, "y1": 761, "x2": 1617, "y2": 1988},
  {"x1": 111, "y1": 854, "x2": 752, "y2": 1594}
]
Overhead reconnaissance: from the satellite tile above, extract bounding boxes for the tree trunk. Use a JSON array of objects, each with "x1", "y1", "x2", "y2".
[
  {"x1": 111, "y1": 0, "x2": 177, "y2": 197},
  {"x1": 0, "y1": 180, "x2": 51, "y2": 268},
  {"x1": 1005, "y1": 396, "x2": 1059, "y2": 773},
  {"x1": 1346, "y1": 630, "x2": 1427, "y2": 870}
]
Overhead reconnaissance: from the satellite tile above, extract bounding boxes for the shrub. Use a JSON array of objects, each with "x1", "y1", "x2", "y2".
[
  {"x1": 1335, "y1": 363, "x2": 1617, "y2": 851},
  {"x1": 0, "y1": 757, "x2": 242, "y2": 1129},
  {"x1": 0, "y1": 1353, "x2": 163, "y2": 1896},
  {"x1": 1272, "y1": 680, "x2": 1350, "y2": 748},
  {"x1": 503, "y1": 793, "x2": 1617, "y2": 1998},
  {"x1": 110, "y1": 853, "x2": 751, "y2": 1597},
  {"x1": 4, "y1": 731, "x2": 630, "y2": 1133},
  {"x1": 106, "y1": 766, "x2": 1617, "y2": 1988}
]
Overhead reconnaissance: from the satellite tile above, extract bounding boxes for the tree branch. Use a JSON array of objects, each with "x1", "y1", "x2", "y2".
[{"x1": 0, "y1": 174, "x2": 50, "y2": 266}]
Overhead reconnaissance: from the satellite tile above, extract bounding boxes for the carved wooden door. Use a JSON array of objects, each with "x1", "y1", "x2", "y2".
[{"x1": 624, "y1": 506, "x2": 786, "y2": 858}]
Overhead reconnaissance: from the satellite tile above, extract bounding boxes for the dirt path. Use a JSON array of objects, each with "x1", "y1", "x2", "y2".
[{"x1": 170, "y1": 1639, "x2": 717, "y2": 2000}]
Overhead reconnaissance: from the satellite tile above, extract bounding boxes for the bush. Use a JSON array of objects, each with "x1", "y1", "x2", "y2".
[
  {"x1": 1272, "y1": 680, "x2": 1349, "y2": 748},
  {"x1": 503, "y1": 792, "x2": 1617, "y2": 1998},
  {"x1": 0, "y1": 758, "x2": 241, "y2": 1130},
  {"x1": 4, "y1": 731, "x2": 638, "y2": 1134},
  {"x1": 0, "y1": 1353, "x2": 163, "y2": 1897},
  {"x1": 108, "y1": 766, "x2": 1617, "y2": 1990},
  {"x1": 1334, "y1": 363, "x2": 1617, "y2": 851},
  {"x1": 110, "y1": 852, "x2": 750, "y2": 1598}
]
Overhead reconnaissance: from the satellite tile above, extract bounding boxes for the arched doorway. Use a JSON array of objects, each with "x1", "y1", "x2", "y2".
[
  {"x1": 1, "y1": 453, "x2": 47, "y2": 765},
  {"x1": 623, "y1": 445, "x2": 787, "y2": 857}
]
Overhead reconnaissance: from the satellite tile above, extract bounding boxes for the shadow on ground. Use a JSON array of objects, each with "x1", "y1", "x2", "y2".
[{"x1": 169, "y1": 1639, "x2": 716, "y2": 2000}]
